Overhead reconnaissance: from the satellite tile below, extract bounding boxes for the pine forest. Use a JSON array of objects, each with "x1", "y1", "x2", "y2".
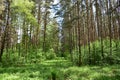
[{"x1": 0, "y1": 0, "x2": 120, "y2": 80}]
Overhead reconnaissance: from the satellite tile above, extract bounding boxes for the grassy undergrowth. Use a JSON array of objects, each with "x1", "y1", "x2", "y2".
[{"x1": 0, "y1": 58, "x2": 120, "y2": 80}]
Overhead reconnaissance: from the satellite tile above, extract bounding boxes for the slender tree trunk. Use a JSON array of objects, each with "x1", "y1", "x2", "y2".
[
  {"x1": 42, "y1": 0, "x2": 48, "y2": 52},
  {"x1": 0, "y1": 0, "x2": 10, "y2": 62},
  {"x1": 69, "y1": 27, "x2": 72, "y2": 61},
  {"x1": 86, "y1": 0, "x2": 91, "y2": 65},
  {"x1": 76, "y1": 1, "x2": 82, "y2": 66},
  {"x1": 99, "y1": 4, "x2": 104, "y2": 60},
  {"x1": 108, "y1": 0, "x2": 112, "y2": 56}
]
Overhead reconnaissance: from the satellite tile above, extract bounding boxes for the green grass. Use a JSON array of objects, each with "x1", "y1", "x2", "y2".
[{"x1": 0, "y1": 58, "x2": 120, "y2": 80}]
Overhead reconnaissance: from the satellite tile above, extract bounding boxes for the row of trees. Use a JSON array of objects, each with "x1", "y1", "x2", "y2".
[
  {"x1": 56, "y1": 0, "x2": 120, "y2": 65},
  {"x1": 0, "y1": 0, "x2": 120, "y2": 66},
  {"x1": 0, "y1": 0, "x2": 59, "y2": 62}
]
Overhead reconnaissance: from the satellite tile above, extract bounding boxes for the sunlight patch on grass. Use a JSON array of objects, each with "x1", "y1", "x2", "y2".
[{"x1": 0, "y1": 73, "x2": 19, "y2": 80}]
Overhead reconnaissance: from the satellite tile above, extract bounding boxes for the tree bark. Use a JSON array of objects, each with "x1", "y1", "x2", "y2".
[{"x1": 0, "y1": 0, "x2": 10, "y2": 62}]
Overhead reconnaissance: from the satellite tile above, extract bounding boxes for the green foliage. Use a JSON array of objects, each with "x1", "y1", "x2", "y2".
[
  {"x1": 0, "y1": 59, "x2": 119, "y2": 80},
  {"x1": 71, "y1": 39, "x2": 120, "y2": 65},
  {"x1": 0, "y1": 47, "x2": 57, "y2": 66},
  {"x1": 11, "y1": 0, "x2": 37, "y2": 26},
  {"x1": 44, "y1": 49, "x2": 56, "y2": 60},
  {"x1": 0, "y1": 0, "x2": 4, "y2": 14}
]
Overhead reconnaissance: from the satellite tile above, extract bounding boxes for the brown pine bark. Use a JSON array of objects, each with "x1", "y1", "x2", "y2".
[
  {"x1": 0, "y1": 0, "x2": 10, "y2": 62},
  {"x1": 77, "y1": 1, "x2": 82, "y2": 66},
  {"x1": 43, "y1": 0, "x2": 47, "y2": 52}
]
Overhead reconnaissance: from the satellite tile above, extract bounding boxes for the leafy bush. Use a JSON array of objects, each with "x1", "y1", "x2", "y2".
[
  {"x1": 45, "y1": 49, "x2": 56, "y2": 60},
  {"x1": 71, "y1": 39, "x2": 120, "y2": 65}
]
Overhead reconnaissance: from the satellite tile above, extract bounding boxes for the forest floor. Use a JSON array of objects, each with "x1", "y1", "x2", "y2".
[{"x1": 0, "y1": 58, "x2": 120, "y2": 80}]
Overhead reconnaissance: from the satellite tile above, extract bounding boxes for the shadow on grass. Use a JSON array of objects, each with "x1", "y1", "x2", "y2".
[{"x1": 95, "y1": 75, "x2": 120, "y2": 80}]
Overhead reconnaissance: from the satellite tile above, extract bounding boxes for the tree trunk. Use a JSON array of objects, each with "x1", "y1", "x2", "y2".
[
  {"x1": 77, "y1": 1, "x2": 82, "y2": 66},
  {"x1": 0, "y1": 0, "x2": 10, "y2": 62},
  {"x1": 42, "y1": 0, "x2": 48, "y2": 52}
]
